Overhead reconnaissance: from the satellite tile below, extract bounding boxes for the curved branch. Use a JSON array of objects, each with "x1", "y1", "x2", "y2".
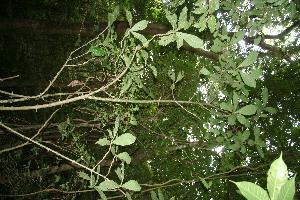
[{"x1": 263, "y1": 20, "x2": 300, "y2": 40}]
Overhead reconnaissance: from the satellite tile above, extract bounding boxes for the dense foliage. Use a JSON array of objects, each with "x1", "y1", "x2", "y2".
[{"x1": 0, "y1": 0, "x2": 299, "y2": 199}]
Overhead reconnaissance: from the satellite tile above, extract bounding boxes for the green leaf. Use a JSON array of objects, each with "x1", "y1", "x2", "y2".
[
  {"x1": 236, "y1": 105, "x2": 257, "y2": 115},
  {"x1": 231, "y1": 181, "x2": 270, "y2": 200},
  {"x1": 131, "y1": 20, "x2": 149, "y2": 32},
  {"x1": 89, "y1": 46, "x2": 105, "y2": 57},
  {"x1": 229, "y1": 143, "x2": 240, "y2": 151},
  {"x1": 257, "y1": 146, "x2": 264, "y2": 158},
  {"x1": 122, "y1": 180, "x2": 141, "y2": 191},
  {"x1": 241, "y1": 145, "x2": 246, "y2": 154},
  {"x1": 150, "y1": 66, "x2": 158, "y2": 78},
  {"x1": 115, "y1": 167, "x2": 124, "y2": 181},
  {"x1": 228, "y1": 115, "x2": 236, "y2": 125},
  {"x1": 220, "y1": 102, "x2": 233, "y2": 112},
  {"x1": 216, "y1": 136, "x2": 224, "y2": 143},
  {"x1": 176, "y1": 32, "x2": 204, "y2": 48},
  {"x1": 264, "y1": 107, "x2": 277, "y2": 114},
  {"x1": 116, "y1": 152, "x2": 131, "y2": 164},
  {"x1": 159, "y1": 35, "x2": 174, "y2": 46},
  {"x1": 165, "y1": 10, "x2": 177, "y2": 29},
  {"x1": 251, "y1": 68, "x2": 262, "y2": 79},
  {"x1": 231, "y1": 31, "x2": 246, "y2": 44},
  {"x1": 97, "y1": 180, "x2": 119, "y2": 191},
  {"x1": 200, "y1": 67, "x2": 210, "y2": 75},
  {"x1": 278, "y1": 174, "x2": 296, "y2": 200},
  {"x1": 253, "y1": 127, "x2": 260, "y2": 139},
  {"x1": 248, "y1": 139, "x2": 255, "y2": 146},
  {"x1": 240, "y1": 71, "x2": 256, "y2": 88},
  {"x1": 158, "y1": 189, "x2": 165, "y2": 200},
  {"x1": 237, "y1": 114, "x2": 246, "y2": 124},
  {"x1": 78, "y1": 171, "x2": 90, "y2": 181},
  {"x1": 207, "y1": 15, "x2": 216, "y2": 33},
  {"x1": 125, "y1": 10, "x2": 133, "y2": 27},
  {"x1": 243, "y1": 130, "x2": 250, "y2": 141},
  {"x1": 123, "y1": 55, "x2": 131, "y2": 67},
  {"x1": 168, "y1": 70, "x2": 176, "y2": 82},
  {"x1": 112, "y1": 133, "x2": 136, "y2": 146},
  {"x1": 96, "y1": 138, "x2": 110, "y2": 146},
  {"x1": 267, "y1": 153, "x2": 288, "y2": 200},
  {"x1": 94, "y1": 189, "x2": 107, "y2": 200},
  {"x1": 175, "y1": 71, "x2": 184, "y2": 83},
  {"x1": 262, "y1": 88, "x2": 269, "y2": 106},
  {"x1": 209, "y1": 0, "x2": 220, "y2": 11},
  {"x1": 239, "y1": 51, "x2": 259, "y2": 67},
  {"x1": 254, "y1": 36, "x2": 261, "y2": 45},
  {"x1": 201, "y1": 178, "x2": 210, "y2": 189},
  {"x1": 178, "y1": 7, "x2": 189, "y2": 30},
  {"x1": 131, "y1": 32, "x2": 148, "y2": 47},
  {"x1": 151, "y1": 191, "x2": 158, "y2": 200},
  {"x1": 233, "y1": 93, "x2": 239, "y2": 108},
  {"x1": 126, "y1": 192, "x2": 133, "y2": 200}
]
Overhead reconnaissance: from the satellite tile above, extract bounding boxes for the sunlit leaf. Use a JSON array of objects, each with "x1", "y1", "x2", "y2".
[
  {"x1": 239, "y1": 51, "x2": 258, "y2": 67},
  {"x1": 125, "y1": 10, "x2": 133, "y2": 27},
  {"x1": 97, "y1": 180, "x2": 119, "y2": 191},
  {"x1": 236, "y1": 105, "x2": 257, "y2": 115},
  {"x1": 267, "y1": 153, "x2": 288, "y2": 200},
  {"x1": 231, "y1": 181, "x2": 270, "y2": 200},
  {"x1": 240, "y1": 71, "x2": 256, "y2": 88},
  {"x1": 159, "y1": 35, "x2": 174, "y2": 46},
  {"x1": 131, "y1": 32, "x2": 148, "y2": 47},
  {"x1": 278, "y1": 174, "x2": 296, "y2": 200},
  {"x1": 122, "y1": 180, "x2": 141, "y2": 191},
  {"x1": 78, "y1": 171, "x2": 90, "y2": 181},
  {"x1": 112, "y1": 133, "x2": 136, "y2": 146},
  {"x1": 264, "y1": 107, "x2": 277, "y2": 114},
  {"x1": 175, "y1": 71, "x2": 184, "y2": 83},
  {"x1": 89, "y1": 46, "x2": 105, "y2": 57},
  {"x1": 131, "y1": 20, "x2": 149, "y2": 32},
  {"x1": 96, "y1": 138, "x2": 110, "y2": 146},
  {"x1": 220, "y1": 102, "x2": 233, "y2": 112},
  {"x1": 151, "y1": 191, "x2": 158, "y2": 200},
  {"x1": 116, "y1": 152, "x2": 131, "y2": 164},
  {"x1": 176, "y1": 32, "x2": 204, "y2": 48},
  {"x1": 200, "y1": 67, "x2": 210, "y2": 75},
  {"x1": 178, "y1": 7, "x2": 189, "y2": 30},
  {"x1": 165, "y1": 10, "x2": 177, "y2": 29}
]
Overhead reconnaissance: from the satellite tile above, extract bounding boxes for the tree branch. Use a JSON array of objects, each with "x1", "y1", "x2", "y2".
[{"x1": 263, "y1": 20, "x2": 300, "y2": 40}]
